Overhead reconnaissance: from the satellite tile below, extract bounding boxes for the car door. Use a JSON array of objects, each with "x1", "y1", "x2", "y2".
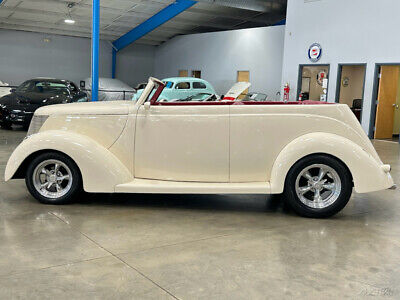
[
  {"x1": 68, "y1": 82, "x2": 87, "y2": 102},
  {"x1": 134, "y1": 103, "x2": 230, "y2": 182}
]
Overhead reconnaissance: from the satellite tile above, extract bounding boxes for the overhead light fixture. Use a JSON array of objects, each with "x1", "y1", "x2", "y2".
[
  {"x1": 64, "y1": 19, "x2": 75, "y2": 24},
  {"x1": 64, "y1": 2, "x2": 76, "y2": 25}
]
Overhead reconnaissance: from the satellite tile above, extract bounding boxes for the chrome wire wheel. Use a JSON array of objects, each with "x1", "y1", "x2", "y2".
[
  {"x1": 32, "y1": 159, "x2": 73, "y2": 199},
  {"x1": 295, "y1": 164, "x2": 341, "y2": 209}
]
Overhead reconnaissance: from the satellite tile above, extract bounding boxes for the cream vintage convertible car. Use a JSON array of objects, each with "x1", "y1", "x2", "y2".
[{"x1": 5, "y1": 78, "x2": 395, "y2": 218}]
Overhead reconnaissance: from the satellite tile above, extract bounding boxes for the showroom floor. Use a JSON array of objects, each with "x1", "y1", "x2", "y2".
[{"x1": 0, "y1": 128, "x2": 399, "y2": 299}]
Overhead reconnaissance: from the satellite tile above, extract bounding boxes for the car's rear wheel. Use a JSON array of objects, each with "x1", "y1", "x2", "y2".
[
  {"x1": 26, "y1": 152, "x2": 82, "y2": 204},
  {"x1": 283, "y1": 154, "x2": 353, "y2": 218}
]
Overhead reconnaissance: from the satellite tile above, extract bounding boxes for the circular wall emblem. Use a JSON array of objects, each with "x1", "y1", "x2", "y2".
[{"x1": 308, "y1": 43, "x2": 322, "y2": 62}]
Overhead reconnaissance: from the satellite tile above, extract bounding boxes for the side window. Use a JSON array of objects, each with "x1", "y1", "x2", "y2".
[
  {"x1": 193, "y1": 82, "x2": 206, "y2": 89},
  {"x1": 164, "y1": 81, "x2": 174, "y2": 88},
  {"x1": 176, "y1": 82, "x2": 190, "y2": 90},
  {"x1": 69, "y1": 83, "x2": 77, "y2": 91}
]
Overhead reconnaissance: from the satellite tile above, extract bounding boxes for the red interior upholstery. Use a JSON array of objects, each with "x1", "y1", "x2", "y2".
[{"x1": 152, "y1": 100, "x2": 332, "y2": 106}]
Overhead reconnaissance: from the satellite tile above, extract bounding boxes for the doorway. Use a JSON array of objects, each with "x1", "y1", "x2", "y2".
[
  {"x1": 237, "y1": 71, "x2": 250, "y2": 99},
  {"x1": 192, "y1": 70, "x2": 201, "y2": 78},
  {"x1": 371, "y1": 65, "x2": 400, "y2": 141},
  {"x1": 336, "y1": 64, "x2": 366, "y2": 122},
  {"x1": 179, "y1": 70, "x2": 188, "y2": 77},
  {"x1": 298, "y1": 65, "x2": 330, "y2": 101}
]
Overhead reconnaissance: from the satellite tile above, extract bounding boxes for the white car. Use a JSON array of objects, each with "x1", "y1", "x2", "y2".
[
  {"x1": 5, "y1": 77, "x2": 395, "y2": 218},
  {"x1": 0, "y1": 80, "x2": 12, "y2": 98},
  {"x1": 84, "y1": 78, "x2": 135, "y2": 101}
]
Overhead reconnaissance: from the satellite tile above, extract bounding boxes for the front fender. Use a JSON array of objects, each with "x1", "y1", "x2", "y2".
[
  {"x1": 270, "y1": 133, "x2": 394, "y2": 194},
  {"x1": 5, "y1": 130, "x2": 133, "y2": 192}
]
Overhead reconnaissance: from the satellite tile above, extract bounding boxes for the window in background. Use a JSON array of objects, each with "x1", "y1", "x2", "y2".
[
  {"x1": 298, "y1": 65, "x2": 329, "y2": 101},
  {"x1": 179, "y1": 70, "x2": 188, "y2": 77},
  {"x1": 237, "y1": 71, "x2": 250, "y2": 99},
  {"x1": 192, "y1": 70, "x2": 201, "y2": 78}
]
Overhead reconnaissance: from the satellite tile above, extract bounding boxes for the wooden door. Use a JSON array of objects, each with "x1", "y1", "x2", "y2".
[
  {"x1": 179, "y1": 70, "x2": 188, "y2": 77},
  {"x1": 375, "y1": 66, "x2": 399, "y2": 139},
  {"x1": 237, "y1": 71, "x2": 250, "y2": 99}
]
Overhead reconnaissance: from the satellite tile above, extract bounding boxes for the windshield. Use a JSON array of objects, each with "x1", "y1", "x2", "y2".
[
  {"x1": 179, "y1": 93, "x2": 214, "y2": 102},
  {"x1": 242, "y1": 93, "x2": 267, "y2": 102},
  {"x1": 142, "y1": 83, "x2": 164, "y2": 104},
  {"x1": 17, "y1": 80, "x2": 70, "y2": 94}
]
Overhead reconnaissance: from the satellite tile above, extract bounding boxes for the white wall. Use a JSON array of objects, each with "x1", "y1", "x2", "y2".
[
  {"x1": 155, "y1": 26, "x2": 285, "y2": 98},
  {"x1": 0, "y1": 29, "x2": 112, "y2": 86},
  {"x1": 281, "y1": 0, "x2": 400, "y2": 133},
  {"x1": 0, "y1": 29, "x2": 156, "y2": 89},
  {"x1": 116, "y1": 43, "x2": 156, "y2": 87}
]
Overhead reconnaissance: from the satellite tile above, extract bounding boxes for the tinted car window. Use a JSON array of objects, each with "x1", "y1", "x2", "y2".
[
  {"x1": 176, "y1": 82, "x2": 190, "y2": 90},
  {"x1": 193, "y1": 82, "x2": 206, "y2": 89},
  {"x1": 16, "y1": 81, "x2": 36, "y2": 92},
  {"x1": 69, "y1": 82, "x2": 78, "y2": 91},
  {"x1": 36, "y1": 82, "x2": 69, "y2": 94}
]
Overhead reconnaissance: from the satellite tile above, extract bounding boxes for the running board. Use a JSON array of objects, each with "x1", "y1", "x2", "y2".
[{"x1": 115, "y1": 179, "x2": 271, "y2": 194}]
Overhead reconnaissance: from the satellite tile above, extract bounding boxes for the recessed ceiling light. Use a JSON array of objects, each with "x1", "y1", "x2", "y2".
[
  {"x1": 65, "y1": 2, "x2": 76, "y2": 24},
  {"x1": 64, "y1": 19, "x2": 75, "y2": 24}
]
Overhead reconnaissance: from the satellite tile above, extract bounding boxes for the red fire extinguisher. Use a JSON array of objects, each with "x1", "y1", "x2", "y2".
[{"x1": 284, "y1": 83, "x2": 290, "y2": 102}]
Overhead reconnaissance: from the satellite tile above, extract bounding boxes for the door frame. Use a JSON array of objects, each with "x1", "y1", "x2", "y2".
[
  {"x1": 335, "y1": 63, "x2": 367, "y2": 123},
  {"x1": 369, "y1": 63, "x2": 400, "y2": 140},
  {"x1": 297, "y1": 64, "x2": 330, "y2": 101}
]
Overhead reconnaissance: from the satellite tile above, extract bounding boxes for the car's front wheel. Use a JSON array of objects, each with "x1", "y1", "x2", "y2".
[
  {"x1": 283, "y1": 154, "x2": 353, "y2": 218},
  {"x1": 0, "y1": 121, "x2": 12, "y2": 129},
  {"x1": 26, "y1": 152, "x2": 82, "y2": 204}
]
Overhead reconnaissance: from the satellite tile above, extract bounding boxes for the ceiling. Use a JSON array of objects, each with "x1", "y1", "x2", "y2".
[{"x1": 0, "y1": 0, "x2": 287, "y2": 46}]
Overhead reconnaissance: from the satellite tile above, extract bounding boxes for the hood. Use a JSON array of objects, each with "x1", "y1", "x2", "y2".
[
  {"x1": 0, "y1": 92, "x2": 65, "y2": 106},
  {"x1": 223, "y1": 82, "x2": 252, "y2": 100},
  {"x1": 16, "y1": 92, "x2": 61, "y2": 104},
  {"x1": 35, "y1": 101, "x2": 131, "y2": 116}
]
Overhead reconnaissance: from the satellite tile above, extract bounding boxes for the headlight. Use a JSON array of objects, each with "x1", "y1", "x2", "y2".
[{"x1": 26, "y1": 115, "x2": 49, "y2": 137}]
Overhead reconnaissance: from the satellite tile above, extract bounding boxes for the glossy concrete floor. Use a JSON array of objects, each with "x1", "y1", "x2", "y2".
[{"x1": 0, "y1": 128, "x2": 399, "y2": 300}]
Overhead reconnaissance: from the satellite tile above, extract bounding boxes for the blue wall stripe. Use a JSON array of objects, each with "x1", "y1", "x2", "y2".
[
  {"x1": 91, "y1": 0, "x2": 100, "y2": 101},
  {"x1": 113, "y1": 0, "x2": 196, "y2": 51}
]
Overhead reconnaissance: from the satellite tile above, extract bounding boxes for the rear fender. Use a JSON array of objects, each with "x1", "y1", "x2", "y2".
[
  {"x1": 270, "y1": 133, "x2": 394, "y2": 194},
  {"x1": 5, "y1": 130, "x2": 133, "y2": 192}
]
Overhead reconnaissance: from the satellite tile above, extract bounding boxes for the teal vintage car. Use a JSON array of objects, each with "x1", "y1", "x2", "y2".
[{"x1": 132, "y1": 77, "x2": 216, "y2": 101}]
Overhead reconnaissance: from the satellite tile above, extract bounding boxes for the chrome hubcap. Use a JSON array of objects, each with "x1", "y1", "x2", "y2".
[
  {"x1": 33, "y1": 159, "x2": 73, "y2": 199},
  {"x1": 295, "y1": 164, "x2": 341, "y2": 209}
]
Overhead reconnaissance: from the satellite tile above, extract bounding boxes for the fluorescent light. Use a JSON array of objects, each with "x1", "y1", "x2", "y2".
[{"x1": 64, "y1": 19, "x2": 75, "y2": 24}]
